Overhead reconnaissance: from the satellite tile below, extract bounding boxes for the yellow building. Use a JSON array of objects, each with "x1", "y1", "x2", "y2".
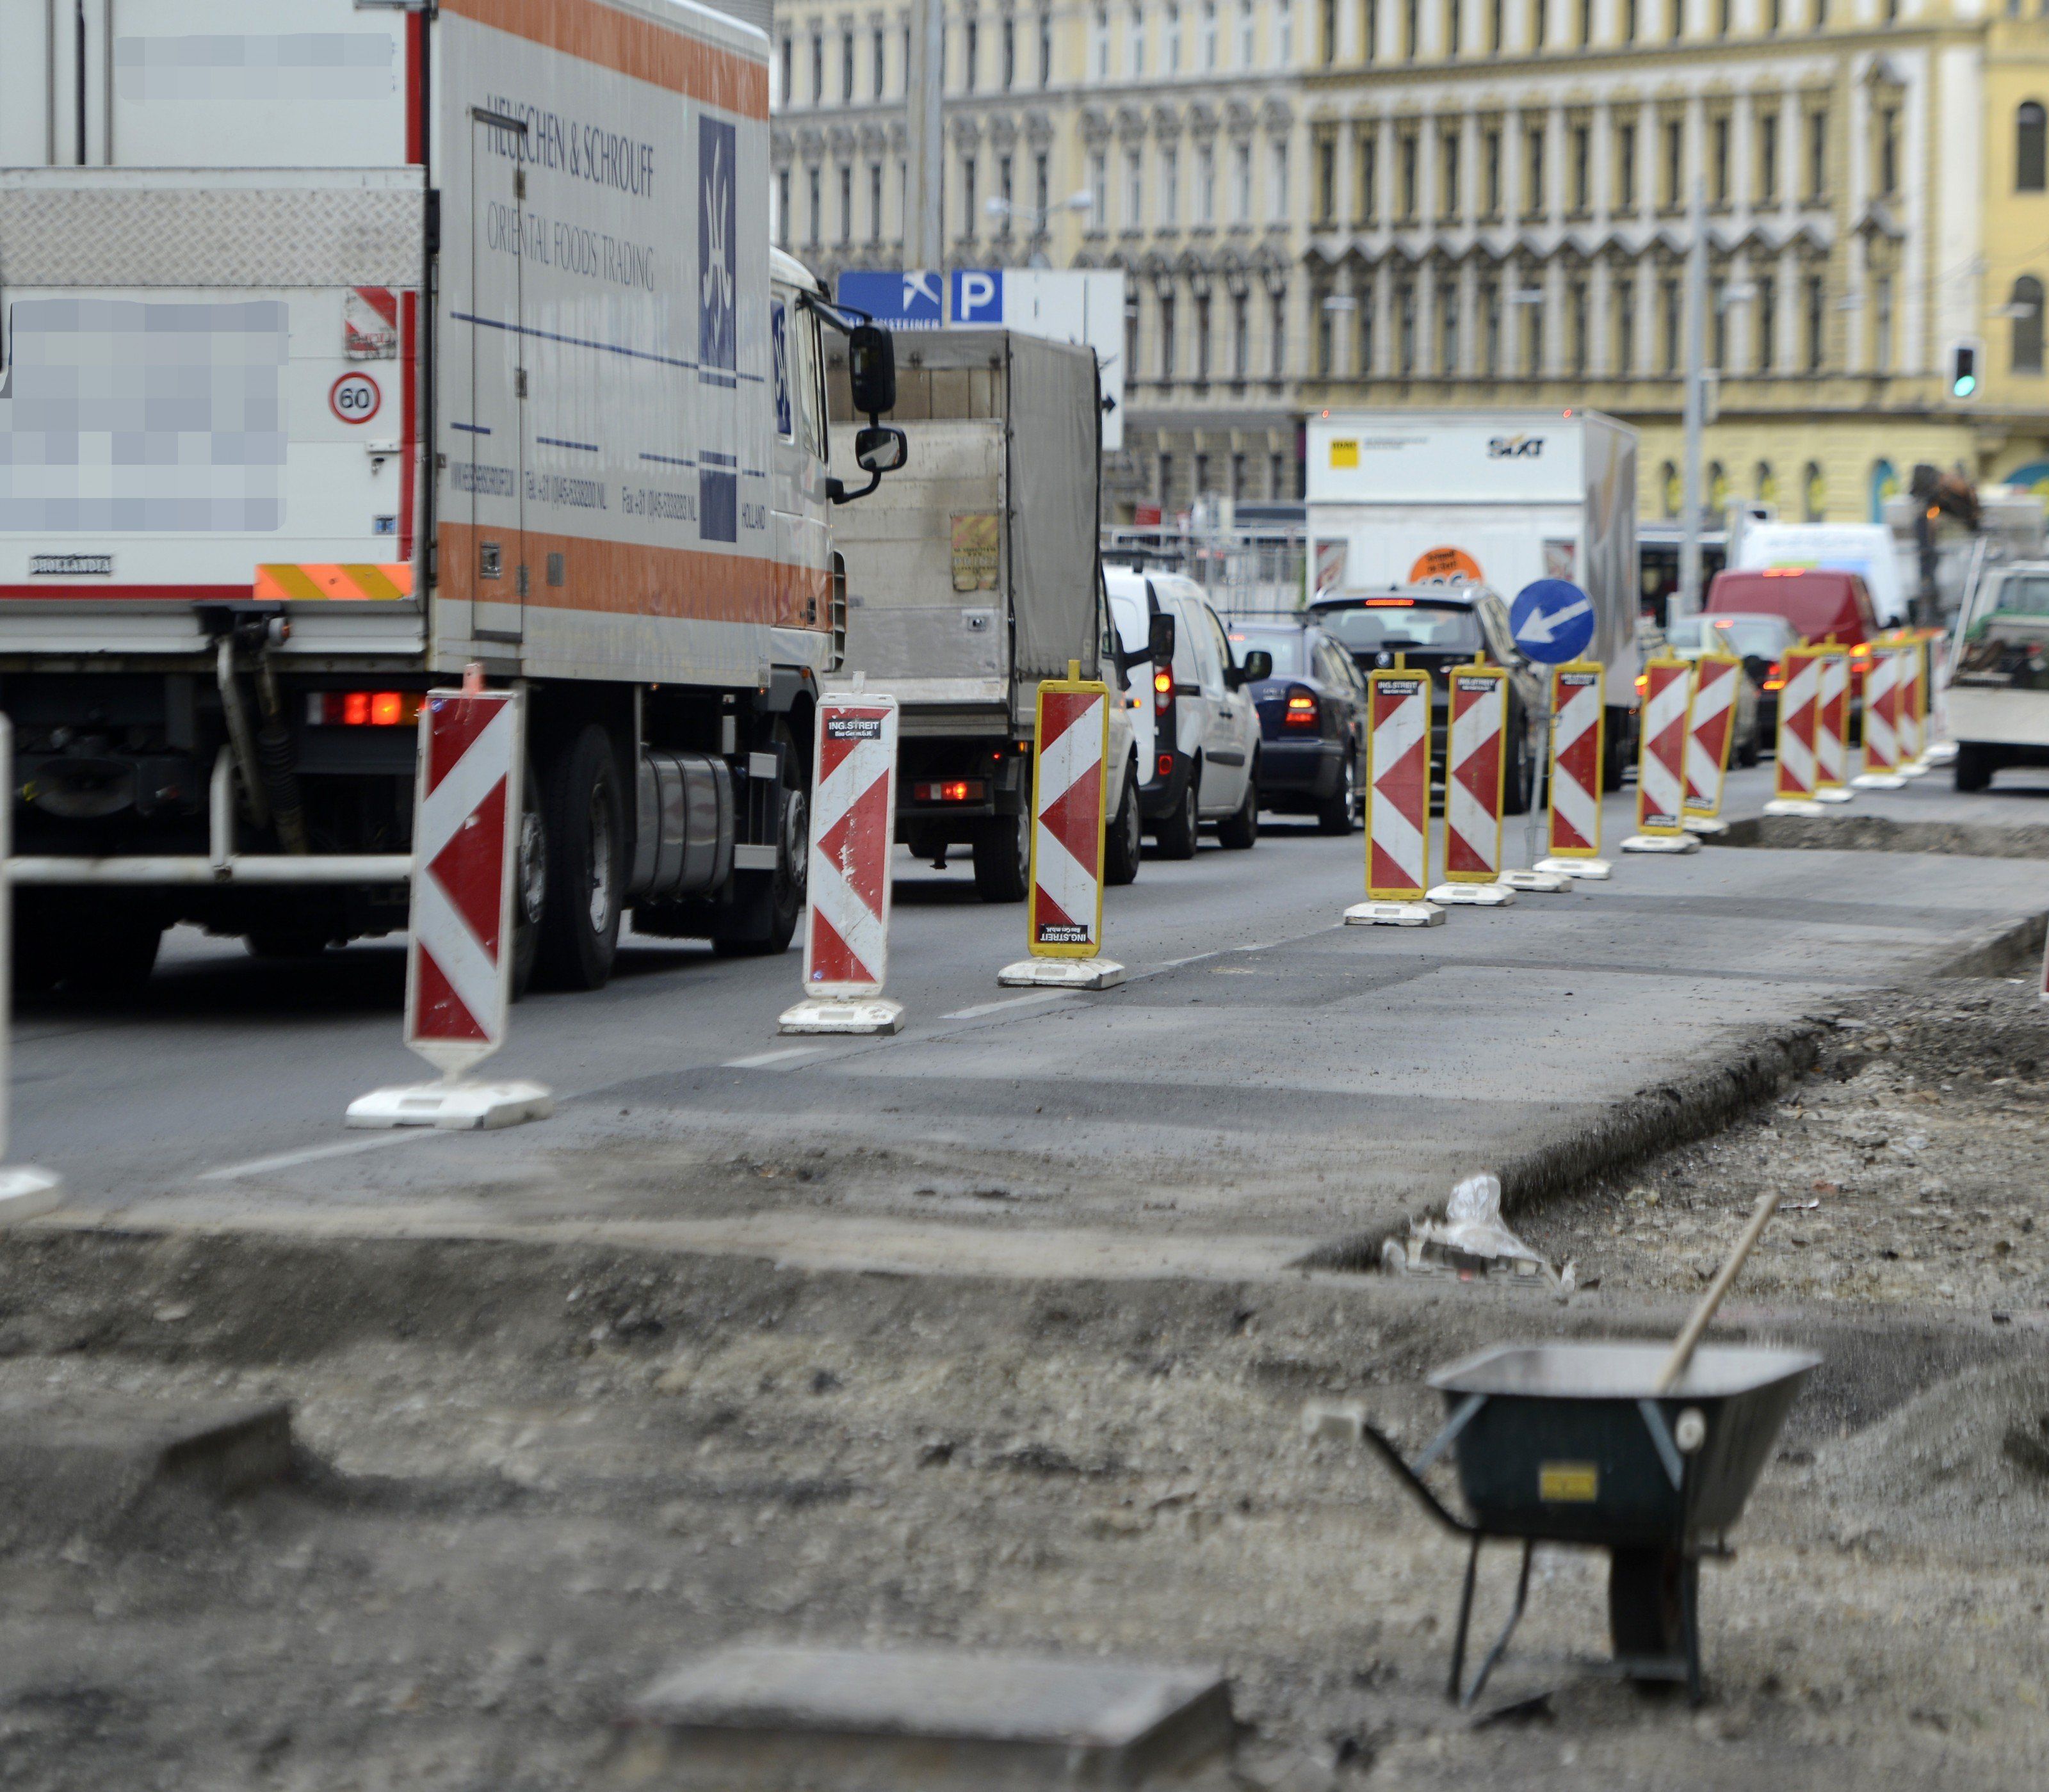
[{"x1": 770, "y1": 0, "x2": 2049, "y2": 520}]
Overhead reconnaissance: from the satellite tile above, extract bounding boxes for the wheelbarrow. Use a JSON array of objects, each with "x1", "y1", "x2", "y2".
[{"x1": 1357, "y1": 1190, "x2": 1816, "y2": 1706}]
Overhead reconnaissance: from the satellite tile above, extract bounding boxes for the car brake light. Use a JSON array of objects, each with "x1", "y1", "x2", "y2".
[
  {"x1": 912, "y1": 780, "x2": 985, "y2": 802},
  {"x1": 1851, "y1": 642, "x2": 1872, "y2": 658},
  {"x1": 1634, "y1": 673, "x2": 1648, "y2": 693},
  {"x1": 1153, "y1": 670, "x2": 1172, "y2": 693},
  {"x1": 307, "y1": 691, "x2": 422, "y2": 727},
  {"x1": 1363, "y1": 597, "x2": 1416, "y2": 607},
  {"x1": 1283, "y1": 687, "x2": 1319, "y2": 729},
  {"x1": 1156, "y1": 752, "x2": 1175, "y2": 777}
]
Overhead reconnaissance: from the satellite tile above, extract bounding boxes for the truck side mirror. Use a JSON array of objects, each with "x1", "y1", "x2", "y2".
[
  {"x1": 1148, "y1": 611, "x2": 1176, "y2": 665},
  {"x1": 848, "y1": 324, "x2": 896, "y2": 417},
  {"x1": 1240, "y1": 649, "x2": 1273, "y2": 682},
  {"x1": 855, "y1": 424, "x2": 907, "y2": 474}
]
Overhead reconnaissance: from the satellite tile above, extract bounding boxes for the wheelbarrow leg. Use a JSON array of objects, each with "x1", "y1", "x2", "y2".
[
  {"x1": 1681, "y1": 1549, "x2": 1705, "y2": 1706},
  {"x1": 1448, "y1": 1535, "x2": 1482, "y2": 1704},
  {"x1": 1459, "y1": 1538, "x2": 1535, "y2": 1709}
]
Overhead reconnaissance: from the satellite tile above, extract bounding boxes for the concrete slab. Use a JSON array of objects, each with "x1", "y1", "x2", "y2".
[
  {"x1": 0, "y1": 1394, "x2": 291, "y2": 1546},
  {"x1": 620, "y1": 1645, "x2": 1233, "y2": 1790}
]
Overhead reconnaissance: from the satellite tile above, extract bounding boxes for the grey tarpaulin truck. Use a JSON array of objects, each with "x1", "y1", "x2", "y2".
[{"x1": 824, "y1": 329, "x2": 1126, "y2": 901}]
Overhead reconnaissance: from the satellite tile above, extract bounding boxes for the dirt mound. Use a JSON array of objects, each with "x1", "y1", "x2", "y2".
[{"x1": 1819, "y1": 1358, "x2": 2049, "y2": 1548}]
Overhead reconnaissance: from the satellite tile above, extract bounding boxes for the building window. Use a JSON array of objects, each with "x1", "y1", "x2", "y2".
[
  {"x1": 1814, "y1": 0, "x2": 1827, "y2": 19},
  {"x1": 1755, "y1": 462, "x2": 1776, "y2": 506},
  {"x1": 1125, "y1": 297, "x2": 1140, "y2": 383},
  {"x1": 1711, "y1": 278, "x2": 1728, "y2": 369},
  {"x1": 1625, "y1": 0, "x2": 1638, "y2": 35},
  {"x1": 1001, "y1": 16, "x2": 1016, "y2": 86},
  {"x1": 870, "y1": 162, "x2": 884, "y2": 241},
  {"x1": 1400, "y1": 130, "x2": 1418, "y2": 219},
  {"x1": 1158, "y1": 451, "x2": 1174, "y2": 501},
  {"x1": 1874, "y1": 274, "x2": 1893, "y2": 373},
  {"x1": 1441, "y1": 281, "x2": 1461, "y2": 373},
  {"x1": 2020, "y1": 103, "x2": 2048, "y2": 192},
  {"x1": 1268, "y1": 450, "x2": 1285, "y2": 497},
  {"x1": 807, "y1": 166, "x2": 821, "y2": 242},
  {"x1": 777, "y1": 168, "x2": 790, "y2": 245},
  {"x1": 777, "y1": 35, "x2": 792, "y2": 106},
  {"x1": 1360, "y1": 288, "x2": 1377, "y2": 371},
  {"x1": 1521, "y1": 286, "x2": 1543, "y2": 375},
  {"x1": 1359, "y1": 131, "x2": 1379, "y2": 222},
  {"x1": 1480, "y1": 278, "x2": 1500, "y2": 374},
  {"x1": 1491, "y1": 0, "x2": 1504, "y2": 51},
  {"x1": 1093, "y1": 5, "x2": 1110, "y2": 76},
  {"x1": 1803, "y1": 462, "x2": 1825, "y2": 520},
  {"x1": 1708, "y1": 460, "x2": 1728, "y2": 508},
  {"x1": 872, "y1": 28, "x2": 886, "y2": 97},
  {"x1": 998, "y1": 152, "x2": 1014, "y2": 229},
  {"x1": 1808, "y1": 108, "x2": 1827, "y2": 200},
  {"x1": 1233, "y1": 141, "x2": 1252, "y2": 219},
  {"x1": 1662, "y1": 276, "x2": 1681, "y2": 371},
  {"x1": 1318, "y1": 134, "x2": 1337, "y2": 220},
  {"x1": 1041, "y1": 12, "x2": 1054, "y2": 83},
  {"x1": 1443, "y1": 129, "x2": 1462, "y2": 219},
  {"x1": 1128, "y1": 4, "x2": 1145, "y2": 77},
  {"x1": 1167, "y1": 0, "x2": 1183, "y2": 70},
  {"x1": 1316, "y1": 288, "x2": 1334, "y2": 374},
  {"x1": 841, "y1": 28, "x2": 854, "y2": 101},
  {"x1": 1660, "y1": 460, "x2": 1680, "y2": 518},
  {"x1": 1232, "y1": 293, "x2": 1249, "y2": 375},
  {"x1": 964, "y1": 17, "x2": 979, "y2": 89},
  {"x1": 1279, "y1": 0, "x2": 1295, "y2": 59},
  {"x1": 1717, "y1": 0, "x2": 1730, "y2": 33},
  {"x1": 1231, "y1": 451, "x2": 1246, "y2": 499},
  {"x1": 1090, "y1": 151, "x2": 1107, "y2": 228},
  {"x1": 838, "y1": 164, "x2": 852, "y2": 242},
  {"x1": 1405, "y1": 0, "x2": 1420, "y2": 54},
  {"x1": 1270, "y1": 287, "x2": 1288, "y2": 377},
  {"x1": 810, "y1": 29, "x2": 823, "y2": 102},
  {"x1": 1195, "y1": 297, "x2": 1212, "y2": 380},
  {"x1": 1878, "y1": 107, "x2": 1898, "y2": 197},
  {"x1": 1160, "y1": 295, "x2": 1177, "y2": 378},
  {"x1": 1272, "y1": 139, "x2": 1290, "y2": 213},
  {"x1": 1240, "y1": 0, "x2": 1256, "y2": 64},
  {"x1": 1579, "y1": 0, "x2": 1592, "y2": 43},
  {"x1": 1532, "y1": 0, "x2": 1546, "y2": 48},
  {"x1": 1449, "y1": 0, "x2": 1462, "y2": 53},
  {"x1": 1034, "y1": 152, "x2": 1049, "y2": 216},
  {"x1": 1198, "y1": 143, "x2": 1215, "y2": 222},
  {"x1": 1526, "y1": 124, "x2": 1545, "y2": 218},
  {"x1": 2011, "y1": 275, "x2": 2045, "y2": 374},
  {"x1": 1756, "y1": 275, "x2": 1776, "y2": 371},
  {"x1": 1712, "y1": 116, "x2": 1729, "y2": 203},
  {"x1": 1664, "y1": 118, "x2": 1683, "y2": 207},
  {"x1": 1484, "y1": 127, "x2": 1501, "y2": 215},
  {"x1": 1569, "y1": 278, "x2": 1587, "y2": 373},
  {"x1": 1321, "y1": 0, "x2": 1339, "y2": 61},
  {"x1": 1759, "y1": 114, "x2": 1778, "y2": 202},
  {"x1": 1617, "y1": 272, "x2": 1636, "y2": 373},
  {"x1": 1767, "y1": 0, "x2": 1781, "y2": 29},
  {"x1": 1571, "y1": 124, "x2": 1589, "y2": 212},
  {"x1": 1617, "y1": 121, "x2": 1637, "y2": 208},
  {"x1": 1162, "y1": 146, "x2": 1179, "y2": 226},
  {"x1": 1395, "y1": 280, "x2": 1416, "y2": 375},
  {"x1": 962, "y1": 156, "x2": 977, "y2": 233},
  {"x1": 1804, "y1": 273, "x2": 1825, "y2": 370},
  {"x1": 1668, "y1": 0, "x2": 1681, "y2": 38},
  {"x1": 1126, "y1": 149, "x2": 1143, "y2": 225}
]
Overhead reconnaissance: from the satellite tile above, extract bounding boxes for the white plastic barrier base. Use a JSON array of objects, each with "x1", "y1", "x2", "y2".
[
  {"x1": 999, "y1": 956, "x2": 1126, "y2": 990},
  {"x1": 0, "y1": 1166, "x2": 63, "y2": 1225},
  {"x1": 347, "y1": 1079, "x2": 555, "y2": 1131},
  {"x1": 1344, "y1": 900, "x2": 1445, "y2": 928},
  {"x1": 1813, "y1": 787, "x2": 1854, "y2": 805},
  {"x1": 1897, "y1": 761, "x2": 1931, "y2": 779},
  {"x1": 779, "y1": 997, "x2": 905, "y2": 1037},
  {"x1": 1763, "y1": 798, "x2": 1827, "y2": 818},
  {"x1": 1621, "y1": 832, "x2": 1701, "y2": 855},
  {"x1": 1852, "y1": 772, "x2": 1906, "y2": 791},
  {"x1": 1925, "y1": 741, "x2": 1958, "y2": 763},
  {"x1": 1681, "y1": 814, "x2": 1729, "y2": 837},
  {"x1": 1535, "y1": 856, "x2": 1610, "y2": 880},
  {"x1": 1498, "y1": 868, "x2": 1572, "y2": 893},
  {"x1": 1426, "y1": 883, "x2": 1516, "y2": 907}
]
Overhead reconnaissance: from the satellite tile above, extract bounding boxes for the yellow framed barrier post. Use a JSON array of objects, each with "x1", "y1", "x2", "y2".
[{"x1": 1535, "y1": 663, "x2": 1609, "y2": 879}]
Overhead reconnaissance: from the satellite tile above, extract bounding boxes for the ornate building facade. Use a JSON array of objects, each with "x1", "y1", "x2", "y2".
[{"x1": 771, "y1": 0, "x2": 2049, "y2": 522}]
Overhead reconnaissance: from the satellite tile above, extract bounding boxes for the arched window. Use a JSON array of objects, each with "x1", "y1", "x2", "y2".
[
  {"x1": 1754, "y1": 462, "x2": 1778, "y2": 508},
  {"x1": 1661, "y1": 460, "x2": 1681, "y2": 518},
  {"x1": 1708, "y1": 460, "x2": 1729, "y2": 509},
  {"x1": 1868, "y1": 457, "x2": 1897, "y2": 524},
  {"x1": 2011, "y1": 275, "x2": 2045, "y2": 375},
  {"x1": 2019, "y1": 102, "x2": 2047, "y2": 192},
  {"x1": 1803, "y1": 461, "x2": 1826, "y2": 521}
]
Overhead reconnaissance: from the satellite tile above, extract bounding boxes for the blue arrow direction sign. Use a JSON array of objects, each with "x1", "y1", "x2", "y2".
[{"x1": 1510, "y1": 579, "x2": 1596, "y2": 664}]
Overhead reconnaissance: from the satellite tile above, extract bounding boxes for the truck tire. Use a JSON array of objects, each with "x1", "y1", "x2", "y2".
[
  {"x1": 1217, "y1": 764, "x2": 1259, "y2": 849},
  {"x1": 1104, "y1": 759, "x2": 1143, "y2": 885},
  {"x1": 533, "y1": 724, "x2": 625, "y2": 991},
  {"x1": 712, "y1": 720, "x2": 807, "y2": 958},
  {"x1": 973, "y1": 809, "x2": 1031, "y2": 902},
  {"x1": 1153, "y1": 766, "x2": 1200, "y2": 860},
  {"x1": 510, "y1": 758, "x2": 546, "y2": 999},
  {"x1": 1954, "y1": 742, "x2": 1995, "y2": 793}
]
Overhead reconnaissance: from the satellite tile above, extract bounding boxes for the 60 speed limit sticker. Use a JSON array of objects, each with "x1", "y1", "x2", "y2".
[{"x1": 329, "y1": 371, "x2": 383, "y2": 424}]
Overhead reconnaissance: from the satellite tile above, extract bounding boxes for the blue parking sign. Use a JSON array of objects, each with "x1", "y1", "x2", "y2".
[{"x1": 951, "y1": 268, "x2": 1004, "y2": 324}]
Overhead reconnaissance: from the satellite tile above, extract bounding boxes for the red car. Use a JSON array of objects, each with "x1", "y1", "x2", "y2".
[{"x1": 1703, "y1": 568, "x2": 1883, "y2": 697}]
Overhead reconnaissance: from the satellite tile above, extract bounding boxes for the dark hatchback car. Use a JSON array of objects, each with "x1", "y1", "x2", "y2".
[
  {"x1": 1308, "y1": 586, "x2": 1545, "y2": 813},
  {"x1": 1226, "y1": 620, "x2": 1368, "y2": 833}
]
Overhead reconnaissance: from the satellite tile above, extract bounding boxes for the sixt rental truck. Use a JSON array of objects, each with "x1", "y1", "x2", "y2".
[
  {"x1": 822, "y1": 328, "x2": 1130, "y2": 901},
  {"x1": 1304, "y1": 409, "x2": 1640, "y2": 782},
  {"x1": 0, "y1": 0, "x2": 903, "y2": 993}
]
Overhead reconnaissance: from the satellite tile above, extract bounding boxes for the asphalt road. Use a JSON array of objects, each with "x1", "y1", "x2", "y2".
[{"x1": 17, "y1": 761, "x2": 2049, "y2": 1275}]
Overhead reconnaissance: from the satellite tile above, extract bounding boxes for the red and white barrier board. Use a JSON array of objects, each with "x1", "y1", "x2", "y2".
[
  {"x1": 1536, "y1": 663, "x2": 1608, "y2": 878},
  {"x1": 1682, "y1": 652, "x2": 1741, "y2": 825},
  {"x1": 1001, "y1": 675, "x2": 1123, "y2": 988},
  {"x1": 0, "y1": 714, "x2": 62, "y2": 1220},
  {"x1": 1813, "y1": 647, "x2": 1852, "y2": 802},
  {"x1": 350, "y1": 687, "x2": 552, "y2": 1128},
  {"x1": 1895, "y1": 634, "x2": 1928, "y2": 769},
  {"x1": 1428, "y1": 667, "x2": 1514, "y2": 907},
  {"x1": 1623, "y1": 658, "x2": 1699, "y2": 853},
  {"x1": 784, "y1": 692, "x2": 904, "y2": 1032},
  {"x1": 1348, "y1": 668, "x2": 1441, "y2": 924},
  {"x1": 1854, "y1": 647, "x2": 1906, "y2": 789},
  {"x1": 1767, "y1": 647, "x2": 1827, "y2": 815}
]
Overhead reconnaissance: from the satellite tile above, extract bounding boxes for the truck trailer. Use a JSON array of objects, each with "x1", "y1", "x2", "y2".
[
  {"x1": 1304, "y1": 409, "x2": 1640, "y2": 782},
  {"x1": 0, "y1": 0, "x2": 899, "y2": 992}
]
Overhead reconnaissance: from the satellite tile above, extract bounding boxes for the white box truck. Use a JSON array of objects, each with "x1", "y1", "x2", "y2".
[
  {"x1": 1305, "y1": 409, "x2": 1640, "y2": 779},
  {"x1": 0, "y1": 0, "x2": 903, "y2": 993}
]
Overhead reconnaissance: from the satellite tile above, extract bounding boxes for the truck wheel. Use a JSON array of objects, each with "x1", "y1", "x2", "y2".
[
  {"x1": 1104, "y1": 760, "x2": 1143, "y2": 885},
  {"x1": 1954, "y1": 742, "x2": 1994, "y2": 793},
  {"x1": 1217, "y1": 765, "x2": 1259, "y2": 849},
  {"x1": 1317, "y1": 754, "x2": 1357, "y2": 835},
  {"x1": 510, "y1": 761, "x2": 546, "y2": 999},
  {"x1": 1608, "y1": 1546, "x2": 1696, "y2": 1674},
  {"x1": 973, "y1": 809, "x2": 1031, "y2": 902},
  {"x1": 713, "y1": 720, "x2": 807, "y2": 958},
  {"x1": 533, "y1": 724, "x2": 624, "y2": 991},
  {"x1": 1153, "y1": 766, "x2": 1200, "y2": 860}
]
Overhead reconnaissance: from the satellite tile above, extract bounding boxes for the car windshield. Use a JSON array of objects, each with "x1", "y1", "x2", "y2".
[
  {"x1": 1226, "y1": 627, "x2": 1306, "y2": 676},
  {"x1": 1315, "y1": 601, "x2": 1482, "y2": 656}
]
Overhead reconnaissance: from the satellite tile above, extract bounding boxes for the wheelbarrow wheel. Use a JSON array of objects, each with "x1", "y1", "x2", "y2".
[{"x1": 1608, "y1": 1547, "x2": 1697, "y2": 1675}]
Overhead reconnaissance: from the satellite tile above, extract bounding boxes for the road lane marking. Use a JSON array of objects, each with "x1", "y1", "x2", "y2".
[
  {"x1": 196, "y1": 1130, "x2": 439, "y2": 1182},
  {"x1": 939, "y1": 991, "x2": 1078, "y2": 1021},
  {"x1": 722, "y1": 1045, "x2": 832, "y2": 1069}
]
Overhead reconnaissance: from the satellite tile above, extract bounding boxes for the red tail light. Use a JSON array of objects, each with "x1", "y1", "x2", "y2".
[
  {"x1": 1283, "y1": 686, "x2": 1319, "y2": 730},
  {"x1": 1156, "y1": 752, "x2": 1176, "y2": 777},
  {"x1": 911, "y1": 780, "x2": 985, "y2": 803},
  {"x1": 307, "y1": 691, "x2": 423, "y2": 727}
]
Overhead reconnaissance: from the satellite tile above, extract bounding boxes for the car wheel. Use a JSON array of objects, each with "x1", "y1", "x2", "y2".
[
  {"x1": 972, "y1": 807, "x2": 1031, "y2": 901},
  {"x1": 1153, "y1": 764, "x2": 1200, "y2": 859},
  {"x1": 1316, "y1": 752, "x2": 1357, "y2": 835},
  {"x1": 1104, "y1": 759, "x2": 1142, "y2": 885},
  {"x1": 533, "y1": 723, "x2": 625, "y2": 991},
  {"x1": 1217, "y1": 764, "x2": 1259, "y2": 849},
  {"x1": 1954, "y1": 741, "x2": 1995, "y2": 793}
]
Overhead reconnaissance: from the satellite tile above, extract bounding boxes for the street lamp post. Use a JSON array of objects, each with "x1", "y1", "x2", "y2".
[
  {"x1": 984, "y1": 190, "x2": 1094, "y2": 266},
  {"x1": 1678, "y1": 179, "x2": 1708, "y2": 624}
]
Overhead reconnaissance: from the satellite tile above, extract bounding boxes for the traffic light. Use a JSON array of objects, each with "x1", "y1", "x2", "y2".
[{"x1": 1949, "y1": 340, "x2": 1981, "y2": 399}]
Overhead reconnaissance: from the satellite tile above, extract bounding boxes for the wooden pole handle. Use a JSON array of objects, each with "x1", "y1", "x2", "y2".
[{"x1": 1656, "y1": 1189, "x2": 1781, "y2": 1395}]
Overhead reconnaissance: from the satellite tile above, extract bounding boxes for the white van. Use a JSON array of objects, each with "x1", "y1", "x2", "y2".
[{"x1": 1104, "y1": 567, "x2": 1267, "y2": 856}]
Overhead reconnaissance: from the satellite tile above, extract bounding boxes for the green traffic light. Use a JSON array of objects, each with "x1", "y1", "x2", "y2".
[{"x1": 1954, "y1": 373, "x2": 1977, "y2": 397}]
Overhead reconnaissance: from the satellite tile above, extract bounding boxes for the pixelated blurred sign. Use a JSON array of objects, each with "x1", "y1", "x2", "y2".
[{"x1": 952, "y1": 512, "x2": 1000, "y2": 592}]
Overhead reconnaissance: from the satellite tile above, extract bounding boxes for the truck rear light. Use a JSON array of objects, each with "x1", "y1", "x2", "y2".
[
  {"x1": 911, "y1": 780, "x2": 985, "y2": 802},
  {"x1": 1156, "y1": 752, "x2": 1175, "y2": 777},
  {"x1": 1153, "y1": 670, "x2": 1172, "y2": 693},
  {"x1": 307, "y1": 690, "x2": 423, "y2": 727},
  {"x1": 1283, "y1": 688, "x2": 1319, "y2": 729}
]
